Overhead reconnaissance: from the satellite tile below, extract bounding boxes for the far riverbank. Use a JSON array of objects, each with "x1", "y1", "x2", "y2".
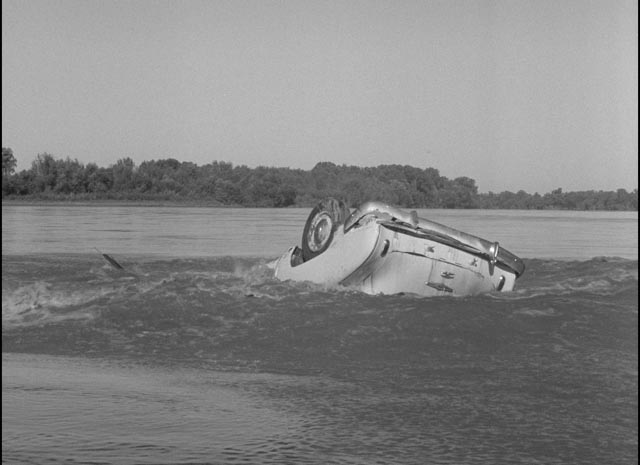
[
  {"x1": 2, "y1": 197, "x2": 637, "y2": 211},
  {"x1": 1, "y1": 198, "x2": 234, "y2": 208}
]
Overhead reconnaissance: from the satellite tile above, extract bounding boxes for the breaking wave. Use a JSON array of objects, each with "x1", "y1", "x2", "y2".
[{"x1": 2, "y1": 254, "x2": 636, "y2": 374}]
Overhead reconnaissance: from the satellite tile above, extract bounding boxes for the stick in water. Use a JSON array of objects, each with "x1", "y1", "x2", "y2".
[{"x1": 94, "y1": 248, "x2": 124, "y2": 270}]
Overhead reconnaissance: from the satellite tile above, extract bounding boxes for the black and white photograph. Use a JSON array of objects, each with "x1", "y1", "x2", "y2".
[{"x1": 2, "y1": 0, "x2": 637, "y2": 464}]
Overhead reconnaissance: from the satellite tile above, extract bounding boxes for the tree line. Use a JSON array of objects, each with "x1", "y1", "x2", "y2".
[{"x1": 1, "y1": 148, "x2": 637, "y2": 210}]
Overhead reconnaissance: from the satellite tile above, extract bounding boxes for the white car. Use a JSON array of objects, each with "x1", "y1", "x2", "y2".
[{"x1": 274, "y1": 198, "x2": 525, "y2": 297}]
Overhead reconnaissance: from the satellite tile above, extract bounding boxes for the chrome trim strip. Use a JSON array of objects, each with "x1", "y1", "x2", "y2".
[{"x1": 345, "y1": 201, "x2": 525, "y2": 277}]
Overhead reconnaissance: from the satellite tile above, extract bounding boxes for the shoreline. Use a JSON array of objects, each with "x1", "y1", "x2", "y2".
[
  {"x1": 2, "y1": 198, "x2": 637, "y2": 212},
  {"x1": 1, "y1": 199, "x2": 237, "y2": 208},
  {"x1": 0, "y1": 198, "x2": 323, "y2": 208}
]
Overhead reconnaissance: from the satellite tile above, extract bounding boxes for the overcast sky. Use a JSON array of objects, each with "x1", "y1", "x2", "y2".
[{"x1": 2, "y1": 0, "x2": 637, "y2": 193}]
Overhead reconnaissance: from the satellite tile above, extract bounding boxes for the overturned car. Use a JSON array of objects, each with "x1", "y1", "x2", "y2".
[{"x1": 273, "y1": 198, "x2": 525, "y2": 297}]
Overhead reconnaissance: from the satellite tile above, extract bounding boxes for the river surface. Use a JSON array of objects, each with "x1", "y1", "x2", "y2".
[{"x1": 2, "y1": 205, "x2": 638, "y2": 464}]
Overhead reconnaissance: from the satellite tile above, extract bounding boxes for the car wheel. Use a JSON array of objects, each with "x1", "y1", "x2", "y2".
[{"x1": 301, "y1": 198, "x2": 351, "y2": 261}]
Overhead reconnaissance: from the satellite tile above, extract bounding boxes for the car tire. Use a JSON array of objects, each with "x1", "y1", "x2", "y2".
[{"x1": 301, "y1": 198, "x2": 351, "y2": 261}]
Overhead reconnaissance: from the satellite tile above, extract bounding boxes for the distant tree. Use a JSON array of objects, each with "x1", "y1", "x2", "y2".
[
  {"x1": 54, "y1": 157, "x2": 86, "y2": 194},
  {"x1": 85, "y1": 163, "x2": 111, "y2": 194},
  {"x1": 2, "y1": 148, "x2": 17, "y2": 178},
  {"x1": 631, "y1": 189, "x2": 639, "y2": 210},
  {"x1": 112, "y1": 157, "x2": 136, "y2": 191},
  {"x1": 31, "y1": 153, "x2": 59, "y2": 192},
  {"x1": 439, "y1": 177, "x2": 479, "y2": 208},
  {"x1": 311, "y1": 161, "x2": 340, "y2": 197}
]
